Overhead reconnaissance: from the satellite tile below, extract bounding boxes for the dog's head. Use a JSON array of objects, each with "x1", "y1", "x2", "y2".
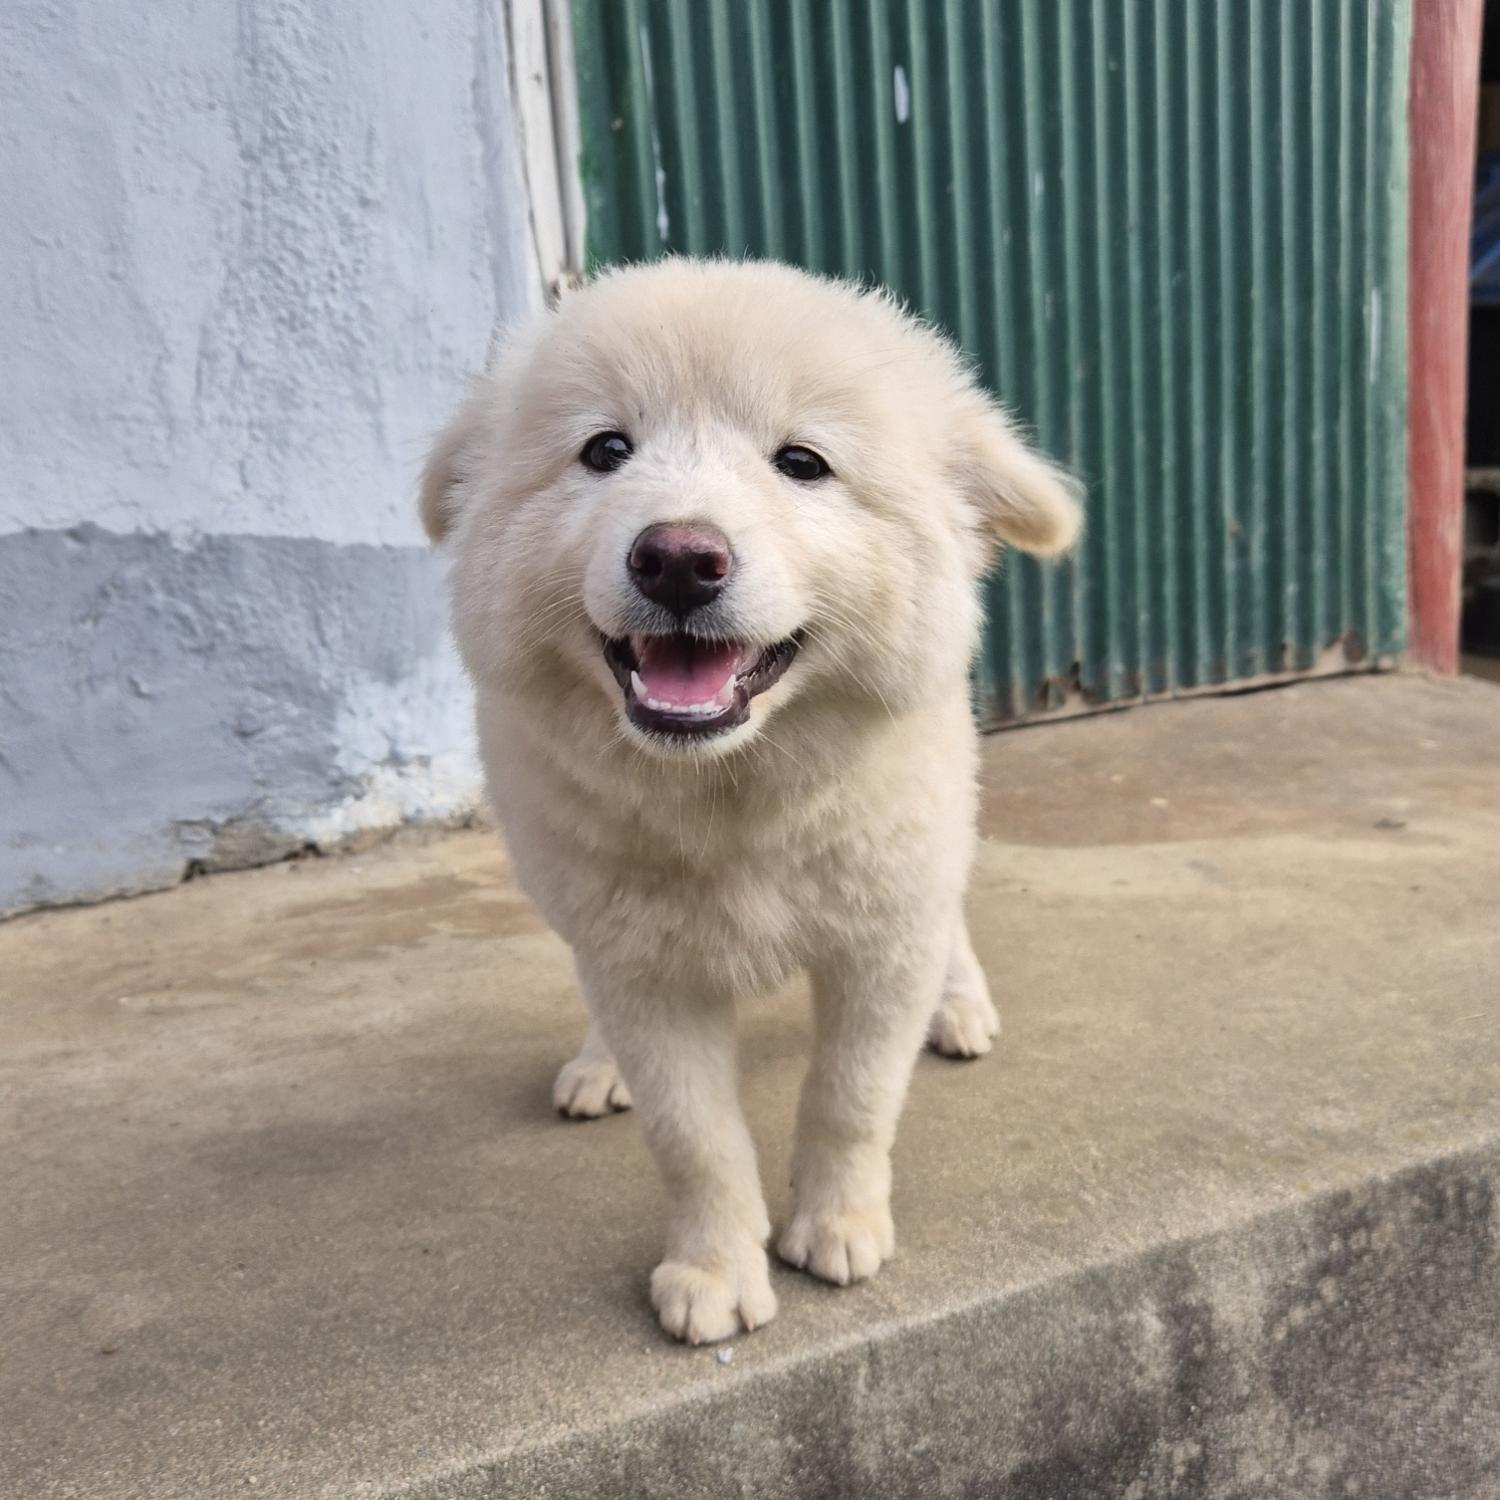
[{"x1": 422, "y1": 260, "x2": 1079, "y2": 758}]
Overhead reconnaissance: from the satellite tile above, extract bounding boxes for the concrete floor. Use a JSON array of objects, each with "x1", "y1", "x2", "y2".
[{"x1": 3, "y1": 674, "x2": 1499, "y2": 1499}]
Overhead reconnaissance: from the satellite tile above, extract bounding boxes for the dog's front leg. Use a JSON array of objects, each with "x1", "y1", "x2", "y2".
[
  {"x1": 779, "y1": 929, "x2": 948, "y2": 1285},
  {"x1": 581, "y1": 968, "x2": 776, "y2": 1343}
]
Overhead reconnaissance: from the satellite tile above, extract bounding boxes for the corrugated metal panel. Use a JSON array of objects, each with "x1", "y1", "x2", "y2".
[{"x1": 569, "y1": 0, "x2": 1410, "y2": 723}]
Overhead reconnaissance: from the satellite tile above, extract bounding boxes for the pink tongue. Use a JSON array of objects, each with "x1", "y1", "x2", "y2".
[{"x1": 634, "y1": 636, "x2": 743, "y2": 707}]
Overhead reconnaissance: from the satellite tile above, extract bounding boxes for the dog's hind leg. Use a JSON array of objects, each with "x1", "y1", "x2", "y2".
[
  {"x1": 926, "y1": 915, "x2": 999, "y2": 1060},
  {"x1": 553, "y1": 1020, "x2": 634, "y2": 1118}
]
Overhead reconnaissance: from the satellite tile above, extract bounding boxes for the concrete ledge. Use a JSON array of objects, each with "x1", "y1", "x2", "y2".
[
  {"x1": 4, "y1": 675, "x2": 1498, "y2": 1498},
  {"x1": 486, "y1": 1151, "x2": 1498, "y2": 1500}
]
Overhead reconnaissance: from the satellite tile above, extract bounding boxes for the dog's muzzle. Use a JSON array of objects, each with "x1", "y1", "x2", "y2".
[{"x1": 602, "y1": 631, "x2": 801, "y2": 739}]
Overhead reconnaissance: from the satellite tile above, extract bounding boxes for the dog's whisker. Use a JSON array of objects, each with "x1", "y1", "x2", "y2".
[{"x1": 760, "y1": 731, "x2": 810, "y2": 775}]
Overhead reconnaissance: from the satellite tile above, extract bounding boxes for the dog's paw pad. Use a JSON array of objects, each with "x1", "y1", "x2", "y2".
[
  {"x1": 552, "y1": 1055, "x2": 633, "y2": 1118},
  {"x1": 927, "y1": 989, "x2": 1000, "y2": 1060},
  {"x1": 649, "y1": 1255, "x2": 777, "y2": 1344},
  {"x1": 777, "y1": 1206, "x2": 894, "y2": 1286}
]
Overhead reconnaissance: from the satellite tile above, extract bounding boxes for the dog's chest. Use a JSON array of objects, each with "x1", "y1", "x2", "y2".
[
  {"x1": 558, "y1": 817, "x2": 830, "y2": 996},
  {"x1": 487, "y1": 703, "x2": 966, "y2": 998},
  {"x1": 501, "y1": 777, "x2": 876, "y2": 997}
]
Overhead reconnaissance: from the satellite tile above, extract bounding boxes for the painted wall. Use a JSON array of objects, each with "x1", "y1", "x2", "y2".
[{"x1": 0, "y1": 0, "x2": 539, "y2": 913}]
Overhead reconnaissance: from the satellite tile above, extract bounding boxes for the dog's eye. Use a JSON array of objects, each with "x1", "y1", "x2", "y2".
[
  {"x1": 581, "y1": 431, "x2": 633, "y2": 474},
  {"x1": 773, "y1": 445, "x2": 832, "y2": 483}
]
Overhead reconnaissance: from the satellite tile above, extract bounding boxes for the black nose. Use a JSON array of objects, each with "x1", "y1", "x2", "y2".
[{"x1": 628, "y1": 523, "x2": 733, "y2": 617}]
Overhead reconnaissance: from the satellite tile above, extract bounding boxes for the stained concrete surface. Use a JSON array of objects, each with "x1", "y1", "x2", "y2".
[{"x1": 2, "y1": 675, "x2": 1498, "y2": 1498}]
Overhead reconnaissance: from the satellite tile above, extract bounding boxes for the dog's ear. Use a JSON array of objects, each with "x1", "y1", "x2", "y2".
[
  {"x1": 952, "y1": 396, "x2": 1083, "y2": 560},
  {"x1": 418, "y1": 389, "x2": 485, "y2": 544}
]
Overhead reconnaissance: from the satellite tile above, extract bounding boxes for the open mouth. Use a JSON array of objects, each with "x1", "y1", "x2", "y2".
[{"x1": 602, "y1": 631, "x2": 801, "y2": 738}]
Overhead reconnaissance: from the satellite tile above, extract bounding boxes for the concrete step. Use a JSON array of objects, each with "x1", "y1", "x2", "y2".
[{"x1": 3, "y1": 674, "x2": 1498, "y2": 1499}]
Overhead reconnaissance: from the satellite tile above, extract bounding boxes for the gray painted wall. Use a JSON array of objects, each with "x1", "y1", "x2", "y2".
[{"x1": 1, "y1": 0, "x2": 539, "y2": 913}]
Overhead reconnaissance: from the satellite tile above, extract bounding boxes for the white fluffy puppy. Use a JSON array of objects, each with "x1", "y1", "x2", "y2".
[{"x1": 421, "y1": 259, "x2": 1080, "y2": 1344}]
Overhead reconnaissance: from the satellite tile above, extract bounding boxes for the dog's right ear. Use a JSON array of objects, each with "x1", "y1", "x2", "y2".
[
  {"x1": 951, "y1": 395, "x2": 1083, "y2": 563},
  {"x1": 418, "y1": 390, "x2": 485, "y2": 544}
]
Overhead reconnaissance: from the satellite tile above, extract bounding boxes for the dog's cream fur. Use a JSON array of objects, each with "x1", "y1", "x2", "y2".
[{"x1": 421, "y1": 260, "x2": 1080, "y2": 1343}]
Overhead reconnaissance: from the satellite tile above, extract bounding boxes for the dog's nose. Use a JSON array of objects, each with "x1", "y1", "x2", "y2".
[{"x1": 628, "y1": 523, "x2": 732, "y2": 616}]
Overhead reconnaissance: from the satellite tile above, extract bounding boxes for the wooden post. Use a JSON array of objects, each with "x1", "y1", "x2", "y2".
[{"x1": 1407, "y1": 0, "x2": 1485, "y2": 673}]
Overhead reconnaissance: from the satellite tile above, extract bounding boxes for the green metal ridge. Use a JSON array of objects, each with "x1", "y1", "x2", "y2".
[{"x1": 568, "y1": 0, "x2": 1411, "y2": 722}]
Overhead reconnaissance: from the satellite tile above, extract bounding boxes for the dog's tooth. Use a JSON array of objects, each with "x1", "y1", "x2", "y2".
[{"x1": 632, "y1": 692, "x2": 727, "y2": 719}]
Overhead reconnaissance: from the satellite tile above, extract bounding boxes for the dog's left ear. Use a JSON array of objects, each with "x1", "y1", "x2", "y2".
[
  {"x1": 418, "y1": 388, "x2": 486, "y2": 544},
  {"x1": 952, "y1": 396, "x2": 1083, "y2": 560}
]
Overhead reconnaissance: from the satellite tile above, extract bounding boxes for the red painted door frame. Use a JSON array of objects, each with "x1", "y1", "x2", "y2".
[{"x1": 1407, "y1": 0, "x2": 1484, "y2": 673}]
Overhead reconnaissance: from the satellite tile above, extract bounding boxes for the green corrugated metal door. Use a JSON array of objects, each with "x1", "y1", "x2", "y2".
[{"x1": 569, "y1": 0, "x2": 1410, "y2": 724}]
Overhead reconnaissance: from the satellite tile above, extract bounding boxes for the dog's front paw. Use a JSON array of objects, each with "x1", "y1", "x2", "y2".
[
  {"x1": 927, "y1": 987, "x2": 1000, "y2": 1060},
  {"x1": 777, "y1": 1204, "x2": 895, "y2": 1286},
  {"x1": 552, "y1": 1053, "x2": 632, "y2": 1118},
  {"x1": 649, "y1": 1249, "x2": 777, "y2": 1344}
]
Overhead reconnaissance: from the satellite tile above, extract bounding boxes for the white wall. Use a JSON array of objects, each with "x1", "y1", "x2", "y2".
[{"x1": 0, "y1": 0, "x2": 541, "y2": 912}]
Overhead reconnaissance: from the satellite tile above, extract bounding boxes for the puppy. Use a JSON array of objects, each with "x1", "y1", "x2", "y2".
[{"x1": 420, "y1": 259, "x2": 1080, "y2": 1343}]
